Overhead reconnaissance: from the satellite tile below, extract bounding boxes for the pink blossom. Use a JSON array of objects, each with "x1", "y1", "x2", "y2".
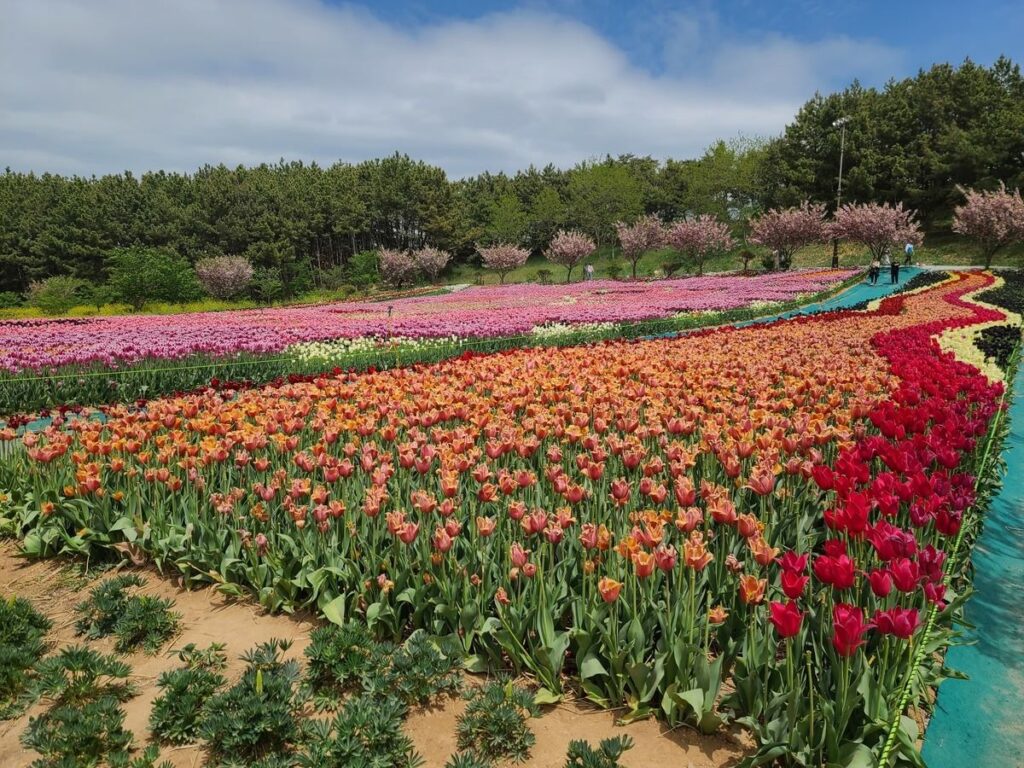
[
  {"x1": 195, "y1": 255, "x2": 254, "y2": 299},
  {"x1": 477, "y1": 243, "x2": 530, "y2": 284},
  {"x1": 828, "y1": 202, "x2": 922, "y2": 261},
  {"x1": 952, "y1": 183, "x2": 1024, "y2": 268},
  {"x1": 412, "y1": 246, "x2": 451, "y2": 281},
  {"x1": 749, "y1": 202, "x2": 827, "y2": 269},
  {"x1": 545, "y1": 230, "x2": 596, "y2": 282},
  {"x1": 614, "y1": 215, "x2": 665, "y2": 278},
  {"x1": 665, "y1": 215, "x2": 735, "y2": 276},
  {"x1": 378, "y1": 248, "x2": 416, "y2": 287}
]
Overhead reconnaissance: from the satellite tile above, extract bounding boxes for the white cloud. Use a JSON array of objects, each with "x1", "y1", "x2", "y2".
[{"x1": 0, "y1": 0, "x2": 903, "y2": 177}]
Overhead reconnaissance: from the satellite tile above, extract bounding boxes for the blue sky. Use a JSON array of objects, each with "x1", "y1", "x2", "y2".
[
  {"x1": 339, "y1": 0, "x2": 1022, "y2": 81},
  {"x1": 2, "y1": 0, "x2": 1021, "y2": 177}
]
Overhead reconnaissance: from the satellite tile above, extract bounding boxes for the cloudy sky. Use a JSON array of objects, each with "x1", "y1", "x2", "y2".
[{"x1": 2, "y1": 0, "x2": 1021, "y2": 177}]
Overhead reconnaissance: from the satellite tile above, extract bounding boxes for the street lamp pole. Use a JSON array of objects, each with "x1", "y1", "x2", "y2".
[{"x1": 831, "y1": 116, "x2": 849, "y2": 269}]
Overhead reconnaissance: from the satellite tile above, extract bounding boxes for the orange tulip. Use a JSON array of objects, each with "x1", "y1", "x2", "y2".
[
  {"x1": 739, "y1": 574, "x2": 767, "y2": 605},
  {"x1": 475, "y1": 516, "x2": 496, "y2": 537},
  {"x1": 683, "y1": 532, "x2": 714, "y2": 571},
  {"x1": 708, "y1": 605, "x2": 729, "y2": 624},
  {"x1": 598, "y1": 577, "x2": 623, "y2": 603},
  {"x1": 632, "y1": 550, "x2": 655, "y2": 579}
]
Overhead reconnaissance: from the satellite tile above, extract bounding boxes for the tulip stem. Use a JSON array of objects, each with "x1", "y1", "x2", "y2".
[{"x1": 806, "y1": 650, "x2": 815, "y2": 755}]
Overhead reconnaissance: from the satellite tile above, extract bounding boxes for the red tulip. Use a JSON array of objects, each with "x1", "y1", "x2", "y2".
[
  {"x1": 889, "y1": 557, "x2": 920, "y2": 593},
  {"x1": 397, "y1": 522, "x2": 419, "y2": 545},
  {"x1": 832, "y1": 604, "x2": 867, "y2": 657},
  {"x1": 868, "y1": 569, "x2": 893, "y2": 598},
  {"x1": 769, "y1": 600, "x2": 803, "y2": 638},
  {"x1": 777, "y1": 551, "x2": 809, "y2": 573},
  {"x1": 610, "y1": 478, "x2": 631, "y2": 506},
  {"x1": 780, "y1": 571, "x2": 809, "y2": 599},
  {"x1": 872, "y1": 607, "x2": 919, "y2": 639},
  {"x1": 813, "y1": 553, "x2": 856, "y2": 590}
]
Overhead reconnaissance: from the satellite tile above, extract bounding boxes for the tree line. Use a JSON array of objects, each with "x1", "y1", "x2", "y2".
[{"x1": 1, "y1": 57, "x2": 1022, "y2": 297}]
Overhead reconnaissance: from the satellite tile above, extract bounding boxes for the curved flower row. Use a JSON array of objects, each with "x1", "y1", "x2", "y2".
[
  {"x1": 0, "y1": 271, "x2": 1004, "y2": 765},
  {"x1": 0, "y1": 269, "x2": 853, "y2": 373}
]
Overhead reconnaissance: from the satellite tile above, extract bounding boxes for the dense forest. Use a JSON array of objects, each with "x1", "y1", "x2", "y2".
[{"x1": 1, "y1": 57, "x2": 1022, "y2": 296}]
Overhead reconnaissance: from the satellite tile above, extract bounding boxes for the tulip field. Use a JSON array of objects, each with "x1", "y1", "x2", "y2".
[
  {"x1": 0, "y1": 270, "x2": 856, "y2": 416},
  {"x1": 0, "y1": 270, "x2": 1020, "y2": 767}
]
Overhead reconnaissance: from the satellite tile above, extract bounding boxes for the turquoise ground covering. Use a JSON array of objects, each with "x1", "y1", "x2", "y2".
[
  {"x1": 739, "y1": 265, "x2": 922, "y2": 324},
  {"x1": 923, "y1": 367, "x2": 1024, "y2": 767}
]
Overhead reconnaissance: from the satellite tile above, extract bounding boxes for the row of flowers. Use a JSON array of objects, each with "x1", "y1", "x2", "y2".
[
  {"x1": 0, "y1": 269, "x2": 853, "y2": 374},
  {"x1": 0, "y1": 271, "x2": 1007, "y2": 766}
]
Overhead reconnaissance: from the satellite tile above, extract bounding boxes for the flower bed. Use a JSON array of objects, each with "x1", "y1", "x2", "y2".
[
  {"x1": 0, "y1": 270, "x2": 852, "y2": 375},
  {"x1": 0, "y1": 270, "x2": 858, "y2": 416},
  {"x1": 0, "y1": 272, "x2": 1007, "y2": 766}
]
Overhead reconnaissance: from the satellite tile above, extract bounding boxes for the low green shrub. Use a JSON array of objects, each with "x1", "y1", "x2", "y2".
[
  {"x1": 199, "y1": 639, "x2": 303, "y2": 765},
  {"x1": 0, "y1": 596, "x2": 52, "y2": 718},
  {"x1": 604, "y1": 262, "x2": 623, "y2": 280},
  {"x1": 303, "y1": 622, "x2": 382, "y2": 707},
  {"x1": 363, "y1": 631, "x2": 462, "y2": 706},
  {"x1": 25, "y1": 645, "x2": 143, "y2": 767},
  {"x1": 28, "y1": 275, "x2": 89, "y2": 315},
  {"x1": 663, "y1": 259, "x2": 685, "y2": 277},
  {"x1": 149, "y1": 643, "x2": 228, "y2": 744},
  {"x1": 536, "y1": 268, "x2": 553, "y2": 284},
  {"x1": 22, "y1": 695, "x2": 134, "y2": 767},
  {"x1": 445, "y1": 753, "x2": 492, "y2": 768},
  {"x1": 75, "y1": 574, "x2": 180, "y2": 653},
  {"x1": 346, "y1": 250, "x2": 380, "y2": 289},
  {"x1": 455, "y1": 680, "x2": 540, "y2": 764},
  {"x1": 0, "y1": 290, "x2": 22, "y2": 308},
  {"x1": 34, "y1": 645, "x2": 137, "y2": 706},
  {"x1": 564, "y1": 735, "x2": 635, "y2": 768},
  {"x1": 106, "y1": 247, "x2": 203, "y2": 311},
  {"x1": 299, "y1": 693, "x2": 422, "y2": 768}
]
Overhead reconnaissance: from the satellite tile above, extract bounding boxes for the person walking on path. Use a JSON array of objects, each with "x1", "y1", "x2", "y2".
[
  {"x1": 868, "y1": 257, "x2": 880, "y2": 285},
  {"x1": 890, "y1": 259, "x2": 900, "y2": 284},
  {"x1": 904, "y1": 242, "x2": 915, "y2": 265}
]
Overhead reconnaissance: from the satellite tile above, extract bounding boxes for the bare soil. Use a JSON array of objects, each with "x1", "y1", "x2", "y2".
[{"x1": 0, "y1": 543, "x2": 750, "y2": 767}]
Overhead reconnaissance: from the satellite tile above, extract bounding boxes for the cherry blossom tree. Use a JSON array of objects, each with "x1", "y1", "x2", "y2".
[
  {"x1": 614, "y1": 214, "x2": 665, "y2": 279},
  {"x1": 477, "y1": 243, "x2": 530, "y2": 284},
  {"x1": 378, "y1": 248, "x2": 416, "y2": 287},
  {"x1": 828, "y1": 202, "x2": 922, "y2": 263},
  {"x1": 748, "y1": 201, "x2": 827, "y2": 271},
  {"x1": 665, "y1": 215, "x2": 735, "y2": 276},
  {"x1": 195, "y1": 255, "x2": 254, "y2": 299},
  {"x1": 953, "y1": 183, "x2": 1024, "y2": 268},
  {"x1": 412, "y1": 246, "x2": 451, "y2": 281},
  {"x1": 545, "y1": 229, "x2": 596, "y2": 282}
]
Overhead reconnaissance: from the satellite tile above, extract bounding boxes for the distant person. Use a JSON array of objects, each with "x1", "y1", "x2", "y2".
[
  {"x1": 869, "y1": 257, "x2": 880, "y2": 285},
  {"x1": 881, "y1": 247, "x2": 891, "y2": 268},
  {"x1": 904, "y1": 242, "x2": 914, "y2": 265},
  {"x1": 890, "y1": 259, "x2": 900, "y2": 284},
  {"x1": 584, "y1": 263, "x2": 594, "y2": 281}
]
